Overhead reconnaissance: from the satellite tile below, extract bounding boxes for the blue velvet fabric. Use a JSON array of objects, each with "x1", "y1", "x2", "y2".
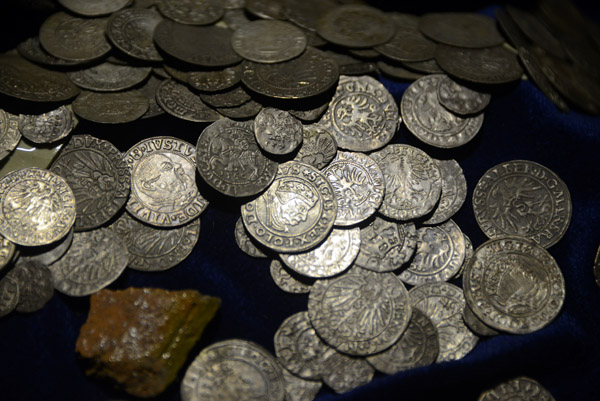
[{"x1": 0, "y1": 2, "x2": 599, "y2": 401}]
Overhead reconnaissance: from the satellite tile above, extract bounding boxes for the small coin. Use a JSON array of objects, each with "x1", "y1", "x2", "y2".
[
  {"x1": 370, "y1": 144, "x2": 442, "y2": 221},
  {"x1": 322, "y1": 151, "x2": 384, "y2": 226},
  {"x1": 19, "y1": 228, "x2": 74, "y2": 266},
  {"x1": 67, "y1": 63, "x2": 152, "y2": 92},
  {"x1": 106, "y1": 8, "x2": 164, "y2": 62},
  {"x1": 19, "y1": 106, "x2": 75, "y2": 145},
  {"x1": 423, "y1": 159, "x2": 467, "y2": 225},
  {"x1": 242, "y1": 161, "x2": 337, "y2": 253},
  {"x1": 188, "y1": 66, "x2": 241, "y2": 93},
  {"x1": 232, "y1": 20, "x2": 307, "y2": 64},
  {"x1": 235, "y1": 217, "x2": 268, "y2": 258},
  {"x1": 199, "y1": 85, "x2": 251, "y2": 108},
  {"x1": 73, "y1": 90, "x2": 149, "y2": 124},
  {"x1": 58, "y1": 0, "x2": 132, "y2": 16},
  {"x1": 478, "y1": 376, "x2": 556, "y2": 401},
  {"x1": 17, "y1": 37, "x2": 85, "y2": 67},
  {"x1": 138, "y1": 74, "x2": 166, "y2": 119},
  {"x1": 156, "y1": 0, "x2": 224, "y2": 25},
  {"x1": 281, "y1": 369, "x2": 322, "y2": 401},
  {"x1": 294, "y1": 124, "x2": 338, "y2": 170},
  {"x1": 375, "y1": 24, "x2": 437, "y2": 62},
  {"x1": 366, "y1": 309, "x2": 439, "y2": 374},
  {"x1": 245, "y1": 0, "x2": 286, "y2": 20},
  {"x1": 269, "y1": 260, "x2": 312, "y2": 294},
  {"x1": 48, "y1": 228, "x2": 128, "y2": 296},
  {"x1": 156, "y1": 79, "x2": 221, "y2": 123},
  {"x1": 377, "y1": 60, "x2": 424, "y2": 81},
  {"x1": 0, "y1": 110, "x2": 21, "y2": 162},
  {"x1": 419, "y1": 13, "x2": 504, "y2": 48},
  {"x1": 216, "y1": 100, "x2": 263, "y2": 120},
  {"x1": 463, "y1": 236, "x2": 565, "y2": 334},
  {"x1": 9, "y1": 260, "x2": 53, "y2": 314},
  {"x1": 437, "y1": 75, "x2": 491, "y2": 116},
  {"x1": 472, "y1": 160, "x2": 571, "y2": 248},
  {"x1": 181, "y1": 339, "x2": 285, "y2": 401},
  {"x1": 321, "y1": 75, "x2": 398, "y2": 152},
  {"x1": 196, "y1": 118, "x2": 278, "y2": 197},
  {"x1": 320, "y1": 347, "x2": 374, "y2": 394},
  {"x1": 399, "y1": 219, "x2": 466, "y2": 286},
  {"x1": 0, "y1": 235, "x2": 17, "y2": 272},
  {"x1": 463, "y1": 303, "x2": 499, "y2": 337},
  {"x1": 125, "y1": 136, "x2": 208, "y2": 227},
  {"x1": 254, "y1": 108, "x2": 303, "y2": 156}
]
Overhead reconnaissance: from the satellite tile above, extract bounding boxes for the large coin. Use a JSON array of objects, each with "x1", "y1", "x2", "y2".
[
  {"x1": 308, "y1": 267, "x2": 412, "y2": 356},
  {"x1": 419, "y1": 13, "x2": 504, "y2": 48},
  {"x1": 294, "y1": 124, "x2": 338, "y2": 170},
  {"x1": 0, "y1": 110, "x2": 21, "y2": 162},
  {"x1": 472, "y1": 160, "x2": 571, "y2": 248},
  {"x1": 181, "y1": 339, "x2": 285, "y2": 401},
  {"x1": 269, "y1": 260, "x2": 312, "y2": 294},
  {"x1": 281, "y1": 369, "x2": 322, "y2": 401},
  {"x1": 156, "y1": 0, "x2": 224, "y2": 25},
  {"x1": 0, "y1": 168, "x2": 76, "y2": 247},
  {"x1": 478, "y1": 376, "x2": 556, "y2": 401},
  {"x1": 18, "y1": 106, "x2": 75, "y2": 145},
  {"x1": 423, "y1": 159, "x2": 467, "y2": 225},
  {"x1": 58, "y1": 0, "x2": 132, "y2": 16},
  {"x1": 375, "y1": 24, "x2": 437, "y2": 62},
  {"x1": 50, "y1": 135, "x2": 130, "y2": 231},
  {"x1": 401, "y1": 74, "x2": 484, "y2": 148},
  {"x1": 436, "y1": 75, "x2": 491, "y2": 116},
  {"x1": 0, "y1": 273, "x2": 19, "y2": 317},
  {"x1": 72, "y1": 90, "x2": 149, "y2": 124},
  {"x1": 106, "y1": 8, "x2": 163, "y2": 62},
  {"x1": 321, "y1": 75, "x2": 398, "y2": 152},
  {"x1": 370, "y1": 144, "x2": 442, "y2": 221},
  {"x1": 254, "y1": 108, "x2": 303, "y2": 156},
  {"x1": 463, "y1": 236, "x2": 565, "y2": 334},
  {"x1": 10, "y1": 260, "x2": 54, "y2": 313},
  {"x1": 67, "y1": 63, "x2": 152, "y2": 92},
  {"x1": 196, "y1": 118, "x2": 278, "y2": 197},
  {"x1": 234, "y1": 217, "x2": 267, "y2": 258},
  {"x1": 242, "y1": 161, "x2": 337, "y2": 253},
  {"x1": 156, "y1": 79, "x2": 221, "y2": 123}
]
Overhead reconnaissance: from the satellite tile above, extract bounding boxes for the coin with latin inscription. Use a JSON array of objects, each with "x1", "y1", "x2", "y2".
[
  {"x1": 106, "y1": 7, "x2": 163, "y2": 62},
  {"x1": 156, "y1": 79, "x2": 221, "y2": 123}
]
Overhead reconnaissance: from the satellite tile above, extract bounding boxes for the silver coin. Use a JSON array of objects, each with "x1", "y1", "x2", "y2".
[
  {"x1": 355, "y1": 217, "x2": 417, "y2": 273},
  {"x1": 399, "y1": 220, "x2": 466, "y2": 286},
  {"x1": 17, "y1": 36, "x2": 85, "y2": 67},
  {"x1": 321, "y1": 75, "x2": 398, "y2": 152},
  {"x1": 232, "y1": 20, "x2": 307, "y2": 64},
  {"x1": 462, "y1": 303, "x2": 499, "y2": 337},
  {"x1": 319, "y1": 348, "x2": 374, "y2": 394},
  {"x1": 437, "y1": 75, "x2": 491, "y2": 116},
  {"x1": 293, "y1": 124, "x2": 337, "y2": 170},
  {"x1": 463, "y1": 236, "x2": 565, "y2": 334},
  {"x1": 454, "y1": 232, "x2": 473, "y2": 279},
  {"x1": 67, "y1": 63, "x2": 152, "y2": 92},
  {"x1": 370, "y1": 144, "x2": 442, "y2": 221},
  {"x1": 288, "y1": 103, "x2": 329, "y2": 123},
  {"x1": 20, "y1": 227, "x2": 74, "y2": 266},
  {"x1": 281, "y1": 369, "x2": 322, "y2": 401},
  {"x1": 188, "y1": 67, "x2": 241, "y2": 93},
  {"x1": 322, "y1": 151, "x2": 384, "y2": 226},
  {"x1": 199, "y1": 85, "x2": 251, "y2": 108},
  {"x1": 235, "y1": 217, "x2": 268, "y2": 258},
  {"x1": 156, "y1": 0, "x2": 224, "y2": 25},
  {"x1": 478, "y1": 376, "x2": 556, "y2": 401},
  {"x1": 106, "y1": 7, "x2": 164, "y2": 62},
  {"x1": 377, "y1": 60, "x2": 424, "y2": 81},
  {"x1": 217, "y1": 100, "x2": 263, "y2": 120},
  {"x1": 58, "y1": 0, "x2": 132, "y2": 16},
  {"x1": 10, "y1": 259, "x2": 54, "y2": 313},
  {"x1": 308, "y1": 266, "x2": 412, "y2": 356},
  {"x1": 18, "y1": 106, "x2": 75, "y2": 145},
  {"x1": 72, "y1": 90, "x2": 149, "y2": 124},
  {"x1": 181, "y1": 339, "x2": 285, "y2": 401},
  {"x1": 279, "y1": 227, "x2": 360, "y2": 278},
  {"x1": 156, "y1": 79, "x2": 221, "y2": 123},
  {"x1": 0, "y1": 109, "x2": 21, "y2": 161},
  {"x1": 270, "y1": 260, "x2": 312, "y2": 294},
  {"x1": 423, "y1": 159, "x2": 467, "y2": 225},
  {"x1": 0, "y1": 273, "x2": 19, "y2": 317},
  {"x1": 254, "y1": 108, "x2": 304, "y2": 156}
]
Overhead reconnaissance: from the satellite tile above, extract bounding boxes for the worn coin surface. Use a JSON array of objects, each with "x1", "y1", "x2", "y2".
[
  {"x1": 245, "y1": 0, "x2": 286, "y2": 20},
  {"x1": 20, "y1": 228, "x2": 74, "y2": 266},
  {"x1": 156, "y1": 79, "x2": 221, "y2": 123},
  {"x1": 235, "y1": 217, "x2": 268, "y2": 258},
  {"x1": 370, "y1": 144, "x2": 442, "y2": 221},
  {"x1": 269, "y1": 260, "x2": 312, "y2": 294},
  {"x1": 68, "y1": 63, "x2": 152, "y2": 92},
  {"x1": 288, "y1": 102, "x2": 329, "y2": 123},
  {"x1": 399, "y1": 220, "x2": 466, "y2": 285},
  {"x1": 320, "y1": 347, "x2": 374, "y2": 393},
  {"x1": 181, "y1": 339, "x2": 285, "y2": 401},
  {"x1": 217, "y1": 100, "x2": 263, "y2": 120},
  {"x1": 138, "y1": 74, "x2": 166, "y2": 119},
  {"x1": 0, "y1": 168, "x2": 76, "y2": 247},
  {"x1": 197, "y1": 118, "x2": 278, "y2": 197},
  {"x1": 419, "y1": 13, "x2": 504, "y2": 48},
  {"x1": 409, "y1": 282, "x2": 478, "y2": 362},
  {"x1": 0, "y1": 235, "x2": 17, "y2": 272},
  {"x1": 401, "y1": 75, "x2": 484, "y2": 148},
  {"x1": 58, "y1": 0, "x2": 131, "y2": 16},
  {"x1": 17, "y1": 37, "x2": 84, "y2": 67},
  {"x1": 19, "y1": 106, "x2": 75, "y2": 145},
  {"x1": 437, "y1": 75, "x2": 491, "y2": 116},
  {"x1": 188, "y1": 67, "x2": 241, "y2": 93},
  {"x1": 423, "y1": 159, "x2": 467, "y2": 225},
  {"x1": 454, "y1": 232, "x2": 474, "y2": 279},
  {"x1": 308, "y1": 266, "x2": 412, "y2": 356},
  {"x1": 378, "y1": 60, "x2": 424, "y2": 81},
  {"x1": 107, "y1": 7, "x2": 163, "y2": 62},
  {"x1": 0, "y1": 110, "x2": 21, "y2": 161},
  {"x1": 156, "y1": 0, "x2": 224, "y2": 25},
  {"x1": 10, "y1": 260, "x2": 54, "y2": 313},
  {"x1": 478, "y1": 376, "x2": 556, "y2": 401},
  {"x1": 232, "y1": 20, "x2": 307, "y2": 64},
  {"x1": 402, "y1": 58, "x2": 444, "y2": 74},
  {"x1": 73, "y1": 90, "x2": 149, "y2": 124},
  {"x1": 323, "y1": 151, "x2": 384, "y2": 226},
  {"x1": 463, "y1": 236, "x2": 565, "y2": 334},
  {"x1": 375, "y1": 25, "x2": 437, "y2": 62},
  {"x1": 294, "y1": 124, "x2": 338, "y2": 170},
  {"x1": 472, "y1": 160, "x2": 571, "y2": 248},
  {"x1": 366, "y1": 308, "x2": 439, "y2": 374},
  {"x1": 322, "y1": 75, "x2": 398, "y2": 152},
  {"x1": 198, "y1": 86, "x2": 251, "y2": 108},
  {"x1": 242, "y1": 161, "x2": 337, "y2": 253},
  {"x1": 463, "y1": 302, "x2": 499, "y2": 337},
  {"x1": 254, "y1": 108, "x2": 304, "y2": 156},
  {"x1": 281, "y1": 369, "x2": 322, "y2": 401},
  {"x1": 0, "y1": 273, "x2": 19, "y2": 317}
]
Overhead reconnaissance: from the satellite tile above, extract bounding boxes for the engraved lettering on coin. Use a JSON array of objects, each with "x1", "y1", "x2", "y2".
[
  {"x1": 18, "y1": 106, "x2": 75, "y2": 145},
  {"x1": 232, "y1": 20, "x2": 307, "y2": 64},
  {"x1": 0, "y1": 110, "x2": 21, "y2": 161},
  {"x1": 269, "y1": 259, "x2": 312, "y2": 294},
  {"x1": 235, "y1": 217, "x2": 267, "y2": 258},
  {"x1": 294, "y1": 124, "x2": 337, "y2": 170},
  {"x1": 423, "y1": 159, "x2": 467, "y2": 225}
]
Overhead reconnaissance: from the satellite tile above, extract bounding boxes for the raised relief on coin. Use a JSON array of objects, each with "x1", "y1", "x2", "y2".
[
  {"x1": 235, "y1": 217, "x2": 268, "y2": 258},
  {"x1": 270, "y1": 260, "x2": 312, "y2": 294},
  {"x1": 181, "y1": 339, "x2": 285, "y2": 401},
  {"x1": 9, "y1": 260, "x2": 54, "y2": 313},
  {"x1": 437, "y1": 75, "x2": 491, "y2": 116},
  {"x1": 423, "y1": 159, "x2": 467, "y2": 225},
  {"x1": 156, "y1": 0, "x2": 224, "y2": 26},
  {"x1": 0, "y1": 110, "x2": 21, "y2": 161},
  {"x1": 401, "y1": 75, "x2": 484, "y2": 148},
  {"x1": 322, "y1": 151, "x2": 384, "y2": 226},
  {"x1": 370, "y1": 144, "x2": 442, "y2": 221},
  {"x1": 355, "y1": 217, "x2": 417, "y2": 272},
  {"x1": 72, "y1": 90, "x2": 149, "y2": 124},
  {"x1": 196, "y1": 118, "x2": 278, "y2": 197},
  {"x1": 399, "y1": 220, "x2": 466, "y2": 285},
  {"x1": 50, "y1": 135, "x2": 130, "y2": 231},
  {"x1": 242, "y1": 161, "x2": 337, "y2": 253},
  {"x1": 0, "y1": 168, "x2": 76, "y2": 247},
  {"x1": 463, "y1": 236, "x2": 565, "y2": 334},
  {"x1": 321, "y1": 75, "x2": 398, "y2": 152},
  {"x1": 107, "y1": 7, "x2": 163, "y2": 62},
  {"x1": 478, "y1": 376, "x2": 556, "y2": 401},
  {"x1": 472, "y1": 160, "x2": 572, "y2": 248},
  {"x1": 156, "y1": 79, "x2": 221, "y2": 123},
  {"x1": 294, "y1": 124, "x2": 337, "y2": 170},
  {"x1": 308, "y1": 267, "x2": 412, "y2": 356},
  {"x1": 254, "y1": 108, "x2": 303, "y2": 156},
  {"x1": 281, "y1": 369, "x2": 322, "y2": 401},
  {"x1": 18, "y1": 106, "x2": 75, "y2": 144},
  {"x1": 125, "y1": 136, "x2": 208, "y2": 227},
  {"x1": 67, "y1": 62, "x2": 152, "y2": 92},
  {"x1": 279, "y1": 227, "x2": 360, "y2": 278}
]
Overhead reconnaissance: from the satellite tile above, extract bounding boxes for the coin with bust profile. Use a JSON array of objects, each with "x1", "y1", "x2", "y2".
[
  {"x1": 232, "y1": 20, "x2": 307, "y2": 64},
  {"x1": 156, "y1": 79, "x2": 221, "y2": 123},
  {"x1": 235, "y1": 217, "x2": 268, "y2": 258},
  {"x1": 0, "y1": 110, "x2": 21, "y2": 162},
  {"x1": 156, "y1": 0, "x2": 224, "y2": 26},
  {"x1": 9, "y1": 259, "x2": 54, "y2": 313},
  {"x1": 73, "y1": 90, "x2": 149, "y2": 124},
  {"x1": 478, "y1": 376, "x2": 556, "y2": 401},
  {"x1": 423, "y1": 159, "x2": 467, "y2": 225},
  {"x1": 106, "y1": 7, "x2": 163, "y2": 62},
  {"x1": 19, "y1": 106, "x2": 75, "y2": 145},
  {"x1": 254, "y1": 108, "x2": 303, "y2": 156},
  {"x1": 58, "y1": 0, "x2": 132, "y2": 16},
  {"x1": 269, "y1": 260, "x2": 312, "y2": 294},
  {"x1": 294, "y1": 124, "x2": 337, "y2": 170}
]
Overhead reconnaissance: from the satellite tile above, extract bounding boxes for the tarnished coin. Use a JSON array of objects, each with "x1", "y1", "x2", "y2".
[
  {"x1": 419, "y1": 13, "x2": 504, "y2": 48},
  {"x1": 402, "y1": 58, "x2": 444, "y2": 74},
  {"x1": 0, "y1": 55, "x2": 80, "y2": 103},
  {"x1": 217, "y1": 100, "x2": 263, "y2": 120},
  {"x1": 242, "y1": 161, "x2": 337, "y2": 253},
  {"x1": 110, "y1": 211, "x2": 200, "y2": 271},
  {"x1": 595, "y1": 244, "x2": 600, "y2": 288},
  {"x1": 355, "y1": 217, "x2": 417, "y2": 273},
  {"x1": 463, "y1": 303, "x2": 499, "y2": 337},
  {"x1": 401, "y1": 75, "x2": 484, "y2": 148},
  {"x1": 370, "y1": 144, "x2": 442, "y2": 221},
  {"x1": 280, "y1": 227, "x2": 360, "y2": 278},
  {"x1": 0, "y1": 235, "x2": 17, "y2": 272},
  {"x1": 317, "y1": 5, "x2": 395, "y2": 48},
  {"x1": 454, "y1": 232, "x2": 473, "y2": 279},
  {"x1": 222, "y1": 9, "x2": 251, "y2": 31},
  {"x1": 436, "y1": 75, "x2": 491, "y2": 116},
  {"x1": 283, "y1": 0, "x2": 337, "y2": 31},
  {"x1": 463, "y1": 236, "x2": 565, "y2": 334},
  {"x1": 241, "y1": 47, "x2": 339, "y2": 100},
  {"x1": 73, "y1": 90, "x2": 149, "y2": 124},
  {"x1": 125, "y1": 137, "x2": 208, "y2": 227},
  {"x1": 495, "y1": 7, "x2": 530, "y2": 49},
  {"x1": 162, "y1": 64, "x2": 190, "y2": 83},
  {"x1": 39, "y1": 12, "x2": 111, "y2": 62},
  {"x1": 319, "y1": 346, "x2": 374, "y2": 393},
  {"x1": 0, "y1": 110, "x2": 21, "y2": 162},
  {"x1": 199, "y1": 85, "x2": 251, "y2": 108},
  {"x1": 10, "y1": 260, "x2": 54, "y2": 313},
  {"x1": 478, "y1": 376, "x2": 556, "y2": 401},
  {"x1": 196, "y1": 118, "x2": 278, "y2": 197},
  {"x1": 254, "y1": 108, "x2": 303, "y2": 156},
  {"x1": 375, "y1": 24, "x2": 437, "y2": 62},
  {"x1": 472, "y1": 160, "x2": 571, "y2": 248},
  {"x1": 156, "y1": 0, "x2": 224, "y2": 25},
  {"x1": 294, "y1": 124, "x2": 337, "y2": 170},
  {"x1": 377, "y1": 60, "x2": 424, "y2": 81},
  {"x1": 106, "y1": 8, "x2": 164, "y2": 62},
  {"x1": 409, "y1": 282, "x2": 478, "y2": 362},
  {"x1": 19, "y1": 106, "x2": 75, "y2": 145},
  {"x1": 156, "y1": 79, "x2": 221, "y2": 123},
  {"x1": 235, "y1": 217, "x2": 268, "y2": 258},
  {"x1": 188, "y1": 67, "x2": 241, "y2": 93},
  {"x1": 0, "y1": 273, "x2": 19, "y2": 317},
  {"x1": 399, "y1": 219, "x2": 466, "y2": 285},
  {"x1": 58, "y1": 0, "x2": 132, "y2": 16},
  {"x1": 245, "y1": 0, "x2": 286, "y2": 20},
  {"x1": 181, "y1": 339, "x2": 285, "y2": 401},
  {"x1": 20, "y1": 228, "x2": 74, "y2": 266},
  {"x1": 308, "y1": 266, "x2": 411, "y2": 356},
  {"x1": 67, "y1": 63, "x2": 152, "y2": 92},
  {"x1": 0, "y1": 168, "x2": 76, "y2": 247},
  {"x1": 323, "y1": 151, "x2": 384, "y2": 226},
  {"x1": 17, "y1": 37, "x2": 84, "y2": 67},
  {"x1": 48, "y1": 228, "x2": 128, "y2": 296},
  {"x1": 281, "y1": 369, "x2": 322, "y2": 401},
  {"x1": 366, "y1": 309, "x2": 439, "y2": 374},
  {"x1": 138, "y1": 74, "x2": 166, "y2": 119},
  {"x1": 232, "y1": 20, "x2": 307, "y2": 64},
  {"x1": 270, "y1": 260, "x2": 312, "y2": 294},
  {"x1": 288, "y1": 102, "x2": 329, "y2": 123},
  {"x1": 423, "y1": 159, "x2": 467, "y2": 225}
]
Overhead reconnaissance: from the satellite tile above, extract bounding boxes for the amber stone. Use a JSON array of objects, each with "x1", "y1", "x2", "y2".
[{"x1": 76, "y1": 287, "x2": 220, "y2": 398}]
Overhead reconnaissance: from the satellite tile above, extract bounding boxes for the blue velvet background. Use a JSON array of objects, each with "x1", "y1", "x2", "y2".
[{"x1": 0, "y1": 1, "x2": 599, "y2": 400}]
